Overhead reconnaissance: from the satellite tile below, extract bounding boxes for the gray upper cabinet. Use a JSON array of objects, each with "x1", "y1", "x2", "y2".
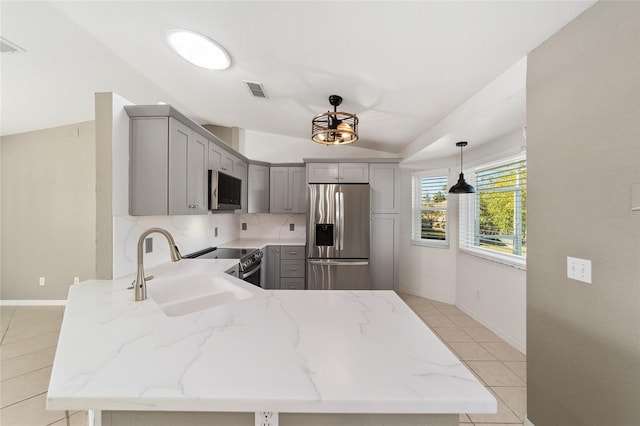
[
  {"x1": 209, "y1": 143, "x2": 234, "y2": 175},
  {"x1": 129, "y1": 117, "x2": 169, "y2": 215},
  {"x1": 169, "y1": 118, "x2": 208, "y2": 215},
  {"x1": 339, "y1": 163, "x2": 369, "y2": 183},
  {"x1": 307, "y1": 162, "x2": 369, "y2": 183},
  {"x1": 234, "y1": 160, "x2": 248, "y2": 213},
  {"x1": 209, "y1": 141, "x2": 248, "y2": 213},
  {"x1": 307, "y1": 163, "x2": 339, "y2": 183},
  {"x1": 369, "y1": 163, "x2": 400, "y2": 214},
  {"x1": 270, "y1": 166, "x2": 306, "y2": 213},
  {"x1": 209, "y1": 142, "x2": 222, "y2": 170},
  {"x1": 129, "y1": 116, "x2": 208, "y2": 216},
  {"x1": 248, "y1": 164, "x2": 270, "y2": 213}
]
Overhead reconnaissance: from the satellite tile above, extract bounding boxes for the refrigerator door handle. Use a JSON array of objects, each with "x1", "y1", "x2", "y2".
[
  {"x1": 335, "y1": 191, "x2": 341, "y2": 250},
  {"x1": 339, "y1": 191, "x2": 345, "y2": 250},
  {"x1": 309, "y1": 260, "x2": 369, "y2": 266}
]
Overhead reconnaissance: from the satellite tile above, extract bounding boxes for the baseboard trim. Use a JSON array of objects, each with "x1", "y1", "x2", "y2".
[
  {"x1": 0, "y1": 300, "x2": 67, "y2": 306},
  {"x1": 397, "y1": 285, "x2": 456, "y2": 305},
  {"x1": 525, "y1": 417, "x2": 535, "y2": 426},
  {"x1": 456, "y1": 301, "x2": 526, "y2": 355}
]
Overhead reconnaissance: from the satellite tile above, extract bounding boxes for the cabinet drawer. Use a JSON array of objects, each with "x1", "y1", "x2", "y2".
[
  {"x1": 280, "y1": 260, "x2": 305, "y2": 277},
  {"x1": 280, "y1": 246, "x2": 305, "y2": 260},
  {"x1": 280, "y1": 278, "x2": 305, "y2": 290}
]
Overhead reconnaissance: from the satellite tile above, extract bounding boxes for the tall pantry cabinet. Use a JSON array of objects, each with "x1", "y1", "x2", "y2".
[{"x1": 369, "y1": 163, "x2": 400, "y2": 291}]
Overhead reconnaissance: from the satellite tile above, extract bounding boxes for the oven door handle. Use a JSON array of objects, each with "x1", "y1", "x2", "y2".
[{"x1": 241, "y1": 262, "x2": 261, "y2": 279}]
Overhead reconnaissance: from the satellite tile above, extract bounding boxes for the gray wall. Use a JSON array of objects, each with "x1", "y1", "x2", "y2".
[
  {"x1": 527, "y1": 2, "x2": 640, "y2": 425},
  {"x1": 0, "y1": 122, "x2": 97, "y2": 299}
]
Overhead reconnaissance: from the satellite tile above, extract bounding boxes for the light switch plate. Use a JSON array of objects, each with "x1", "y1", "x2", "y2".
[{"x1": 567, "y1": 256, "x2": 592, "y2": 283}]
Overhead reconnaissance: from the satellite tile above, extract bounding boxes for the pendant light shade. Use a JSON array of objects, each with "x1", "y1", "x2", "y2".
[
  {"x1": 312, "y1": 95, "x2": 359, "y2": 145},
  {"x1": 449, "y1": 141, "x2": 476, "y2": 194}
]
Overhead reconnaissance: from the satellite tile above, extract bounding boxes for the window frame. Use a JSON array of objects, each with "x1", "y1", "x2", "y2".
[
  {"x1": 411, "y1": 169, "x2": 450, "y2": 248},
  {"x1": 458, "y1": 156, "x2": 527, "y2": 270}
]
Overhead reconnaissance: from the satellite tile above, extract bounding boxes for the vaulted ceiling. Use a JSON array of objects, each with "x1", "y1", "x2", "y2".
[{"x1": 1, "y1": 1, "x2": 594, "y2": 159}]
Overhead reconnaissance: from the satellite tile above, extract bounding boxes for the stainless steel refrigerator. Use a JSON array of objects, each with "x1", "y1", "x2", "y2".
[{"x1": 307, "y1": 184, "x2": 371, "y2": 290}]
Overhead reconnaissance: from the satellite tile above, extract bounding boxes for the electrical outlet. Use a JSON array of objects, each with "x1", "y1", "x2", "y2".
[
  {"x1": 214, "y1": 227, "x2": 218, "y2": 237},
  {"x1": 145, "y1": 237, "x2": 153, "y2": 253},
  {"x1": 39, "y1": 277, "x2": 45, "y2": 286},
  {"x1": 567, "y1": 256, "x2": 592, "y2": 283},
  {"x1": 289, "y1": 223, "x2": 295, "y2": 231},
  {"x1": 242, "y1": 222, "x2": 247, "y2": 231},
  {"x1": 73, "y1": 276, "x2": 80, "y2": 284},
  {"x1": 255, "y1": 411, "x2": 278, "y2": 426}
]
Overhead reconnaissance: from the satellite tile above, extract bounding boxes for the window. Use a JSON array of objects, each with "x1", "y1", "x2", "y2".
[
  {"x1": 459, "y1": 157, "x2": 526, "y2": 268},
  {"x1": 412, "y1": 173, "x2": 448, "y2": 247}
]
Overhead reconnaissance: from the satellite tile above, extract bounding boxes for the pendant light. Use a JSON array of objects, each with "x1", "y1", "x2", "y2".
[
  {"x1": 449, "y1": 141, "x2": 476, "y2": 194},
  {"x1": 311, "y1": 95, "x2": 359, "y2": 145}
]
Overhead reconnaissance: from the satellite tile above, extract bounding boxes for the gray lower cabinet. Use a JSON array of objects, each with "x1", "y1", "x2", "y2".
[
  {"x1": 265, "y1": 246, "x2": 281, "y2": 290},
  {"x1": 265, "y1": 245, "x2": 306, "y2": 289},
  {"x1": 129, "y1": 116, "x2": 208, "y2": 215},
  {"x1": 370, "y1": 214, "x2": 399, "y2": 290}
]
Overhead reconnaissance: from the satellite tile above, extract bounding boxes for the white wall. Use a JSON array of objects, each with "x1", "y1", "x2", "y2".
[
  {"x1": 243, "y1": 130, "x2": 398, "y2": 163},
  {"x1": 527, "y1": 2, "x2": 640, "y2": 422},
  {"x1": 398, "y1": 167, "x2": 457, "y2": 303},
  {"x1": 399, "y1": 131, "x2": 527, "y2": 353},
  {"x1": 1, "y1": 122, "x2": 96, "y2": 300}
]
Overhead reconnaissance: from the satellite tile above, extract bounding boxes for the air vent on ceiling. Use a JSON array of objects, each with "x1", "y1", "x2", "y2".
[
  {"x1": 243, "y1": 80, "x2": 267, "y2": 98},
  {"x1": 0, "y1": 37, "x2": 25, "y2": 54}
]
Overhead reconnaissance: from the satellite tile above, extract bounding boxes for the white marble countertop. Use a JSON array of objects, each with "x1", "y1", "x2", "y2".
[
  {"x1": 218, "y1": 238, "x2": 306, "y2": 249},
  {"x1": 47, "y1": 260, "x2": 495, "y2": 415}
]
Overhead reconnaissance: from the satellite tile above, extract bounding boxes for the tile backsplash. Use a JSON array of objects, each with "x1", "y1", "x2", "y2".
[
  {"x1": 113, "y1": 213, "x2": 239, "y2": 278},
  {"x1": 113, "y1": 213, "x2": 306, "y2": 278},
  {"x1": 238, "y1": 213, "x2": 306, "y2": 239}
]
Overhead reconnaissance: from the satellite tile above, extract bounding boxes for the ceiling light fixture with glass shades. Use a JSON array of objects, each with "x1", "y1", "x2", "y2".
[
  {"x1": 166, "y1": 29, "x2": 231, "y2": 70},
  {"x1": 311, "y1": 95, "x2": 359, "y2": 145}
]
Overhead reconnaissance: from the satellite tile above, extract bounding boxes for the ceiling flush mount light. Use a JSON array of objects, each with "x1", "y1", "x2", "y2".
[
  {"x1": 312, "y1": 95, "x2": 359, "y2": 145},
  {"x1": 166, "y1": 29, "x2": 230, "y2": 70},
  {"x1": 449, "y1": 141, "x2": 476, "y2": 194}
]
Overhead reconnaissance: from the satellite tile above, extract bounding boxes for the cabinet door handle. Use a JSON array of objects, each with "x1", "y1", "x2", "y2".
[
  {"x1": 188, "y1": 204, "x2": 198, "y2": 208},
  {"x1": 287, "y1": 251, "x2": 297, "y2": 255},
  {"x1": 288, "y1": 267, "x2": 297, "y2": 271}
]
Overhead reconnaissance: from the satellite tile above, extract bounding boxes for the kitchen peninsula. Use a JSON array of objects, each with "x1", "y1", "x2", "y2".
[{"x1": 47, "y1": 260, "x2": 495, "y2": 426}]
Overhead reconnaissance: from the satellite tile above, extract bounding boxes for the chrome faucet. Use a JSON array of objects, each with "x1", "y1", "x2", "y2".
[{"x1": 134, "y1": 228, "x2": 182, "y2": 301}]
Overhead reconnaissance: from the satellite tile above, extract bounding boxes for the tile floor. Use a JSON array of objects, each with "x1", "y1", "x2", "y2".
[
  {"x1": 0, "y1": 296, "x2": 526, "y2": 426},
  {"x1": 0, "y1": 306, "x2": 87, "y2": 426},
  {"x1": 398, "y1": 292, "x2": 527, "y2": 426}
]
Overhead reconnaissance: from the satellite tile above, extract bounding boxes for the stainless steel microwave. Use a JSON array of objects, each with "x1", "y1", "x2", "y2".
[{"x1": 208, "y1": 170, "x2": 241, "y2": 211}]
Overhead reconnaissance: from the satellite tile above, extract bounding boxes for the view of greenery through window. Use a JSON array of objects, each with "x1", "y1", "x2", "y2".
[
  {"x1": 419, "y1": 176, "x2": 447, "y2": 241},
  {"x1": 475, "y1": 160, "x2": 527, "y2": 257}
]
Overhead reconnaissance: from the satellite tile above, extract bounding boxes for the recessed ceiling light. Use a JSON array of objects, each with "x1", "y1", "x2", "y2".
[{"x1": 166, "y1": 29, "x2": 230, "y2": 70}]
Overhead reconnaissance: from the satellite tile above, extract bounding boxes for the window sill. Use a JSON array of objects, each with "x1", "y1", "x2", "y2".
[
  {"x1": 411, "y1": 239, "x2": 450, "y2": 249},
  {"x1": 459, "y1": 247, "x2": 526, "y2": 270}
]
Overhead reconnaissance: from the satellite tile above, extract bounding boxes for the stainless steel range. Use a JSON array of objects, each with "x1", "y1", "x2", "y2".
[{"x1": 184, "y1": 247, "x2": 263, "y2": 287}]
